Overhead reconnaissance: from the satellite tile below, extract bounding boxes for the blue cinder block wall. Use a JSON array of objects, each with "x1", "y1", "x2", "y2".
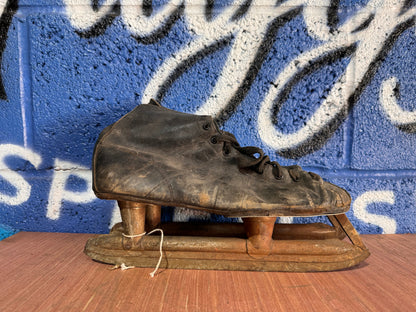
[{"x1": 1, "y1": 0, "x2": 415, "y2": 237}]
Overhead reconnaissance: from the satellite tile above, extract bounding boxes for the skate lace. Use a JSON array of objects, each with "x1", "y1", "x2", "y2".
[{"x1": 209, "y1": 129, "x2": 299, "y2": 181}]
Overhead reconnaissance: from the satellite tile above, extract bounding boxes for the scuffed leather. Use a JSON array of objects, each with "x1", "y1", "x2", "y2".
[{"x1": 93, "y1": 101, "x2": 351, "y2": 217}]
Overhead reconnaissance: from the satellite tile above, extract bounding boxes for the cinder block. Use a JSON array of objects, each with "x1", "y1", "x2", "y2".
[
  {"x1": 0, "y1": 169, "x2": 115, "y2": 233},
  {"x1": 351, "y1": 26, "x2": 416, "y2": 170},
  {"x1": 330, "y1": 177, "x2": 416, "y2": 234},
  {"x1": 1, "y1": 1, "x2": 416, "y2": 235},
  {"x1": 285, "y1": 175, "x2": 415, "y2": 234},
  {"x1": 28, "y1": 11, "x2": 193, "y2": 169},
  {"x1": 0, "y1": 18, "x2": 24, "y2": 147}
]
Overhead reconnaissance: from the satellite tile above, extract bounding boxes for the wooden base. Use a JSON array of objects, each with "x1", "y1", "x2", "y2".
[
  {"x1": 85, "y1": 234, "x2": 368, "y2": 272},
  {"x1": 84, "y1": 201, "x2": 370, "y2": 272}
]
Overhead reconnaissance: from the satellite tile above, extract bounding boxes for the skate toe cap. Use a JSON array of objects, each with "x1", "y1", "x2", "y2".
[{"x1": 323, "y1": 182, "x2": 351, "y2": 212}]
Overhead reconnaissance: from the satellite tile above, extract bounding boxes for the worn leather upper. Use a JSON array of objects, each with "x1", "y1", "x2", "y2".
[{"x1": 93, "y1": 100, "x2": 351, "y2": 217}]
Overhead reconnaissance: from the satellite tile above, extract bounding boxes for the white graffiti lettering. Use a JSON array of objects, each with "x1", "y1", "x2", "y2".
[
  {"x1": 64, "y1": 0, "x2": 119, "y2": 31},
  {"x1": 173, "y1": 206, "x2": 211, "y2": 222},
  {"x1": 353, "y1": 190, "x2": 397, "y2": 234},
  {"x1": 0, "y1": 143, "x2": 114, "y2": 224},
  {"x1": 0, "y1": 0, "x2": 7, "y2": 16},
  {"x1": 122, "y1": 0, "x2": 183, "y2": 39},
  {"x1": 380, "y1": 77, "x2": 416, "y2": 127},
  {"x1": 278, "y1": 216, "x2": 294, "y2": 224},
  {"x1": 64, "y1": 0, "x2": 416, "y2": 156},
  {"x1": 0, "y1": 144, "x2": 42, "y2": 205},
  {"x1": 0, "y1": 144, "x2": 409, "y2": 233},
  {"x1": 259, "y1": 0, "x2": 416, "y2": 152},
  {"x1": 46, "y1": 158, "x2": 96, "y2": 220},
  {"x1": 0, "y1": 144, "x2": 99, "y2": 220}
]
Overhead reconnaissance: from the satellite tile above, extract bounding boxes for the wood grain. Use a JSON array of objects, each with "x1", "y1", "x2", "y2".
[{"x1": 0, "y1": 232, "x2": 415, "y2": 312}]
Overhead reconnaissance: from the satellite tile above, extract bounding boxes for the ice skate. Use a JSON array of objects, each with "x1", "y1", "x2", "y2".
[{"x1": 84, "y1": 100, "x2": 369, "y2": 272}]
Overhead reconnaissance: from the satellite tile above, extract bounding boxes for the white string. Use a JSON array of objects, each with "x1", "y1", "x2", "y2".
[
  {"x1": 120, "y1": 263, "x2": 135, "y2": 270},
  {"x1": 109, "y1": 263, "x2": 135, "y2": 270},
  {"x1": 146, "y1": 229, "x2": 164, "y2": 277},
  {"x1": 121, "y1": 228, "x2": 164, "y2": 277},
  {"x1": 122, "y1": 232, "x2": 146, "y2": 238}
]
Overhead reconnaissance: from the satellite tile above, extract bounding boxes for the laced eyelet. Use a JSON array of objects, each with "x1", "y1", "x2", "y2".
[
  {"x1": 202, "y1": 123, "x2": 211, "y2": 130},
  {"x1": 309, "y1": 172, "x2": 320, "y2": 181},
  {"x1": 271, "y1": 164, "x2": 283, "y2": 180},
  {"x1": 210, "y1": 136, "x2": 218, "y2": 144},
  {"x1": 290, "y1": 171, "x2": 300, "y2": 182}
]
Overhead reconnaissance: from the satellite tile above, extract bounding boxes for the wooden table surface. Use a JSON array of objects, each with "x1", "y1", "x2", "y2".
[{"x1": 0, "y1": 232, "x2": 415, "y2": 312}]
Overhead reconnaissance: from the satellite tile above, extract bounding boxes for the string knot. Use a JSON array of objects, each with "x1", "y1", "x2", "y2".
[{"x1": 120, "y1": 228, "x2": 164, "y2": 277}]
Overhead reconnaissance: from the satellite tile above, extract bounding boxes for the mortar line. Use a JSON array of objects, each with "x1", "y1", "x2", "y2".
[
  {"x1": 18, "y1": 14, "x2": 33, "y2": 149},
  {"x1": 344, "y1": 104, "x2": 354, "y2": 168},
  {"x1": 303, "y1": 167, "x2": 416, "y2": 179}
]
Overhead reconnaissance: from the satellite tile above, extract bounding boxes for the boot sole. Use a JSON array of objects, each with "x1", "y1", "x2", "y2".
[{"x1": 94, "y1": 191, "x2": 349, "y2": 218}]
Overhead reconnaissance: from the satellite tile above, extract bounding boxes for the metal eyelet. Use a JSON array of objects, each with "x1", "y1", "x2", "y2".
[
  {"x1": 272, "y1": 164, "x2": 283, "y2": 180},
  {"x1": 202, "y1": 123, "x2": 211, "y2": 130},
  {"x1": 210, "y1": 136, "x2": 218, "y2": 144}
]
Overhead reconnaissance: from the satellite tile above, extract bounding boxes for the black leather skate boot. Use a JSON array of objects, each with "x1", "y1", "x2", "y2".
[
  {"x1": 93, "y1": 99, "x2": 350, "y2": 217},
  {"x1": 85, "y1": 100, "x2": 369, "y2": 273}
]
